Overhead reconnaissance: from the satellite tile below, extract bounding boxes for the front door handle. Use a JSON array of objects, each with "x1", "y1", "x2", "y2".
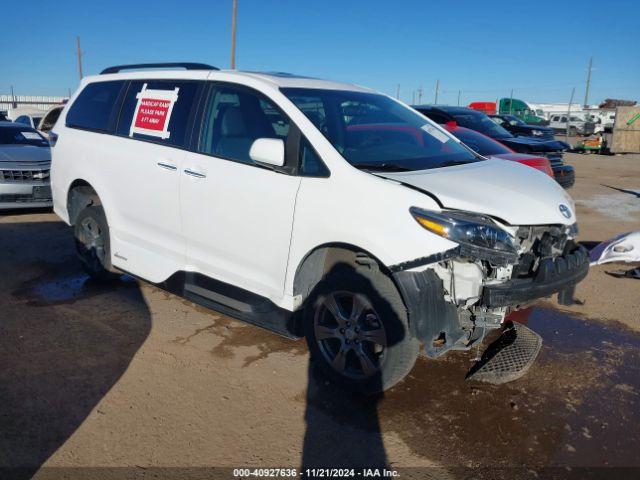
[
  {"x1": 184, "y1": 168, "x2": 206, "y2": 179},
  {"x1": 157, "y1": 161, "x2": 177, "y2": 171}
]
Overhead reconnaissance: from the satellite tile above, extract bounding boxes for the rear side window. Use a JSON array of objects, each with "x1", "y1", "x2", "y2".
[
  {"x1": 66, "y1": 81, "x2": 126, "y2": 132},
  {"x1": 116, "y1": 80, "x2": 200, "y2": 149}
]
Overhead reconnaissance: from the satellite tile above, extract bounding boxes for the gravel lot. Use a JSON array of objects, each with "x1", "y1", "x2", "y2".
[{"x1": 1, "y1": 152, "x2": 639, "y2": 479}]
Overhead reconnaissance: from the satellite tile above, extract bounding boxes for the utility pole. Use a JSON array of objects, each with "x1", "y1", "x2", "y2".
[
  {"x1": 230, "y1": 0, "x2": 238, "y2": 69},
  {"x1": 417, "y1": 86, "x2": 423, "y2": 104},
  {"x1": 434, "y1": 79, "x2": 439, "y2": 104},
  {"x1": 10, "y1": 85, "x2": 16, "y2": 108},
  {"x1": 566, "y1": 87, "x2": 575, "y2": 143},
  {"x1": 583, "y1": 56, "x2": 593, "y2": 108},
  {"x1": 396, "y1": 84, "x2": 400, "y2": 100},
  {"x1": 457, "y1": 90, "x2": 461, "y2": 106},
  {"x1": 76, "y1": 36, "x2": 83, "y2": 80}
]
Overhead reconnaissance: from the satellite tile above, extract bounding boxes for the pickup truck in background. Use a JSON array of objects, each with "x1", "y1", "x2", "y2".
[{"x1": 548, "y1": 114, "x2": 596, "y2": 136}]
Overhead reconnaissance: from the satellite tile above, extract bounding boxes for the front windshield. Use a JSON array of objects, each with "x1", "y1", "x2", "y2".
[
  {"x1": 0, "y1": 125, "x2": 49, "y2": 147},
  {"x1": 281, "y1": 88, "x2": 479, "y2": 171},
  {"x1": 453, "y1": 112, "x2": 513, "y2": 139}
]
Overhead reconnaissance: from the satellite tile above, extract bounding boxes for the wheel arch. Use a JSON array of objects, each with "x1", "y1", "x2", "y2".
[
  {"x1": 292, "y1": 242, "x2": 396, "y2": 309},
  {"x1": 66, "y1": 179, "x2": 103, "y2": 226}
]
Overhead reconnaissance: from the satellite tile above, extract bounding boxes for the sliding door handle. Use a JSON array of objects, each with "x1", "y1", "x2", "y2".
[
  {"x1": 184, "y1": 168, "x2": 206, "y2": 179},
  {"x1": 157, "y1": 162, "x2": 177, "y2": 171}
]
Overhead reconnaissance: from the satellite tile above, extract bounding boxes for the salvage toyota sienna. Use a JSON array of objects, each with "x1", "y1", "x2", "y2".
[{"x1": 50, "y1": 63, "x2": 589, "y2": 393}]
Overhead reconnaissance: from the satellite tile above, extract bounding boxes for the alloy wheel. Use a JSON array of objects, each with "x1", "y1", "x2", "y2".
[{"x1": 313, "y1": 291, "x2": 387, "y2": 379}]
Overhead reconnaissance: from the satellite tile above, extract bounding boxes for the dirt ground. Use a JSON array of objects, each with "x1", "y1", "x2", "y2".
[{"x1": 1, "y1": 152, "x2": 639, "y2": 479}]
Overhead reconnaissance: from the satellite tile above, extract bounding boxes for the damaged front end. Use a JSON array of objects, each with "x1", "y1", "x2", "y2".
[{"x1": 393, "y1": 209, "x2": 589, "y2": 359}]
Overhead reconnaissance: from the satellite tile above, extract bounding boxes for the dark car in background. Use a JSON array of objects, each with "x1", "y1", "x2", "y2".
[
  {"x1": 413, "y1": 105, "x2": 575, "y2": 189},
  {"x1": 490, "y1": 114, "x2": 556, "y2": 140},
  {"x1": 442, "y1": 122, "x2": 555, "y2": 179},
  {"x1": 0, "y1": 121, "x2": 52, "y2": 209}
]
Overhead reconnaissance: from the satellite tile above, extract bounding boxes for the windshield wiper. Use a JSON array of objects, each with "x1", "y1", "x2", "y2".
[{"x1": 351, "y1": 163, "x2": 412, "y2": 172}]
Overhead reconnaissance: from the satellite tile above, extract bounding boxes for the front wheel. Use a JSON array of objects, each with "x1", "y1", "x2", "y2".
[
  {"x1": 74, "y1": 205, "x2": 122, "y2": 281},
  {"x1": 304, "y1": 266, "x2": 419, "y2": 394}
]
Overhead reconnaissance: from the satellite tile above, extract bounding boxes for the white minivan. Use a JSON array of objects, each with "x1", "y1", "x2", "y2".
[{"x1": 51, "y1": 63, "x2": 588, "y2": 393}]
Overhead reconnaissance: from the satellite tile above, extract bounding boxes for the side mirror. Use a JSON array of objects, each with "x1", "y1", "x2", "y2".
[{"x1": 249, "y1": 138, "x2": 285, "y2": 167}]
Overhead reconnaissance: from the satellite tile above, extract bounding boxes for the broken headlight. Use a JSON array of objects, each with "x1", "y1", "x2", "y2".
[{"x1": 410, "y1": 207, "x2": 519, "y2": 263}]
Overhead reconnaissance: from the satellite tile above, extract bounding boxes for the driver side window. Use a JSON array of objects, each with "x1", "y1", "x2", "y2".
[{"x1": 199, "y1": 85, "x2": 290, "y2": 165}]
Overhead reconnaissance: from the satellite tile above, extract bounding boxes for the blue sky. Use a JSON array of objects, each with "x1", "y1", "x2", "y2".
[{"x1": 3, "y1": 0, "x2": 638, "y2": 105}]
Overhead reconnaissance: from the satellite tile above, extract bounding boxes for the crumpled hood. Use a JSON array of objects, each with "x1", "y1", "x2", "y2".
[
  {"x1": 380, "y1": 159, "x2": 576, "y2": 226},
  {"x1": 0, "y1": 145, "x2": 51, "y2": 164}
]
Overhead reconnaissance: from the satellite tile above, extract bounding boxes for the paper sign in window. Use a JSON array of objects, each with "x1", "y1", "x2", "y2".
[{"x1": 129, "y1": 83, "x2": 180, "y2": 139}]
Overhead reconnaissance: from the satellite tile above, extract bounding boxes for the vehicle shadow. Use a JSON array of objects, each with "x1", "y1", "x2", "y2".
[
  {"x1": 300, "y1": 264, "x2": 407, "y2": 475},
  {"x1": 0, "y1": 220, "x2": 151, "y2": 480}
]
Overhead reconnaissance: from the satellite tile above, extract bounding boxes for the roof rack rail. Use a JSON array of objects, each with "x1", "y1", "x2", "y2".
[{"x1": 100, "y1": 62, "x2": 219, "y2": 75}]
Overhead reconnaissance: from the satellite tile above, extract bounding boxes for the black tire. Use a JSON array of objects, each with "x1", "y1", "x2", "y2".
[
  {"x1": 74, "y1": 205, "x2": 121, "y2": 281},
  {"x1": 304, "y1": 264, "x2": 419, "y2": 394}
]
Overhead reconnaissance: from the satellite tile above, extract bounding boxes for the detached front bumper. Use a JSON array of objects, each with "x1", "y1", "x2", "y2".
[{"x1": 481, "y1": 245, "x2": 589, "y2": 308}]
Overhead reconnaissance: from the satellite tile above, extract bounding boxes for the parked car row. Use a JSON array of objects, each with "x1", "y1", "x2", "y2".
[
  {"x1": 411, "y1": 105, "x2": 575, "y2": 188},
  {"x1": 40, "y1": 63, "x2": 587, "y2": 393}
]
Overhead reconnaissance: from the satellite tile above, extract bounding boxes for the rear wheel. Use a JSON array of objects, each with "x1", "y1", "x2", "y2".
[
  {"x1": 74, "y1": 205, "x2": 121, "y2": 281},
  {"x1": 304, "y1": 265, "x2": 419, "y2": 394}
]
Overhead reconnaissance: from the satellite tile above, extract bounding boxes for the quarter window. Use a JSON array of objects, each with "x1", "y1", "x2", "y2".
[
  {"x1": 299, "y1": 137, "x2": 329, "y2": 177},
  {"x1": 198, "y1": 85, "x2": 290, "y2": 164},
  {"x1": 66, "y1": 81, "x2": 126, "y2": 132}
]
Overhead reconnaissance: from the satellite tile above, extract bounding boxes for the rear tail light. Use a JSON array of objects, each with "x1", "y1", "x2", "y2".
[
  {"x1": 49, "y1": 131, "x2": 59, "y2": 147},
  {"x1": 517, "y1": 157, "x2": 554, "y2": 178}
]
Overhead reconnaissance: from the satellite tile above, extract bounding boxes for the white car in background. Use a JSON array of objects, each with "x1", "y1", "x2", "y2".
[
  {"x1": 50, "y1": 63, "x2": 589, "y2": 392},
  {"x1": 37, "y1": 105, "x2": 65, "y2": 137}
]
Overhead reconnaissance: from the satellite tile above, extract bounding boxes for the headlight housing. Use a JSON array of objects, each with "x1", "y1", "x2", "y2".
[{"x1": 410, "y1": 207, "x2": 519, "y2": 264}]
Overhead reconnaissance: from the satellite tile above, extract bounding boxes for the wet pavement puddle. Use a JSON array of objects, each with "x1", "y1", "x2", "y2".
[{"x1": 11, "y1": 262, "x2": 137, "y2": 306}]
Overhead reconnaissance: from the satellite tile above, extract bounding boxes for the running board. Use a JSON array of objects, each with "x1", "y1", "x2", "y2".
[
  {"x1": 465, "y1": 322, "x2": 542, "y2": 384},
  {"x1": 183, "y1": 272, "x2": 300, "y2": 339}
]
